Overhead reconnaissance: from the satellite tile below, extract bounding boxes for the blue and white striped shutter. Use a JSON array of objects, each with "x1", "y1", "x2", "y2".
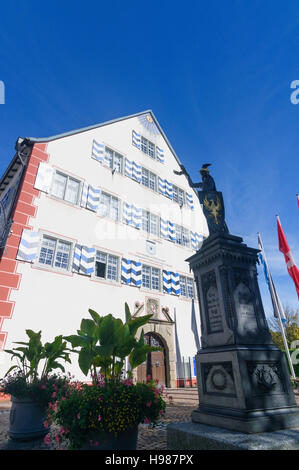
[
  {"x1": 171, "y1": 272, "x2": 180, "y2": 295},
  {"x1": 132, "y1": 205, "x2": 142, "y2": 229},
  {"x1": 162, "y1": 270, "x2": 172, "y2": 294},
  {"x1": 79, "y1": 246, "x2": 95, "y2": 275},
  {"x1": 91, "y1": 140, "x2": 104, "y2": 163},
  {"x1": 72, "y1": 244, "x2": 82, "y2": 272},
  {"x1": 131, "y1": 261, "x2": 142, "y2": 287},
  {"x1": 196, "y1": 233, "x2": 203, "y2": 249},
  {"x1": 123, "y1": 202, "x2": 132, "y2": 225},
  {"x1": 34, "y1": 162, "x2": 54, "y2": 193},
  {"x1": 160, "y1": 218, "x2": 168, "y2": 239},
  {"x1": 132, "y1": 130, "x2": 141, "y2": 149},
  {"x1": 190, "y1": 232, "x2": 197, "y2": 250},
  {"x1": 121, "y1": 258, "x2": 131, "y2": 285},
  {"x1": 186, "y1": 192, "x2": 194, "y2": 210},
  {"x1": 125, "y1": 159, "x2": 133, "y2": 178},
  {"x1": 158, "y1": 177, "x2": 166, "y2": 196},
  {"x1": 132, "y1": 162, "x2": 141, "y2": 183},
  {"x1": 80, "y1": 182, "x2": 88, "y2": 208},
  {"x1": 168, "y1": 221, "x2": 175, "y2": 242},
  {"x1": 156, "y1": 146, "x2": 164, "y2": 164},
  {"x1": 165, "y1": 180, "x2": 173, "y2": 199},
  {"x1": 16, "y1": 229, "x2": 41, "y2": 263},
  {"x1": 86, "y1": 185, "x2": 100, "y2": 212}
]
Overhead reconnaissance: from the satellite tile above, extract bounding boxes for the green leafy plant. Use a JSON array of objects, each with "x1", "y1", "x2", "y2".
[
  {"x1": 0, "y1": 330, "x2": 71, "y2": 405},
  {"x1": 64, "y1": 303, "x2": 160, "y2": 382}
]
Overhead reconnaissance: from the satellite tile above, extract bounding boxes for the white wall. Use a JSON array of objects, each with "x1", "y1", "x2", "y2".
[{"x1": 0, "y1": 113, "x2": 208, "y2": 381}]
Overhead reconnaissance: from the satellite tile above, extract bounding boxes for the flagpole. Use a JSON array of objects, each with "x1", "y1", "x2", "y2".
[{"x1": 257, "y1": 233, "x2": 296, "y2": 379}]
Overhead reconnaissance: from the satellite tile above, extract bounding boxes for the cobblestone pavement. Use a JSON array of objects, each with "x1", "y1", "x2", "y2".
[{"x1": 0, "y1": 403, "x2": 194, "y2": 450}]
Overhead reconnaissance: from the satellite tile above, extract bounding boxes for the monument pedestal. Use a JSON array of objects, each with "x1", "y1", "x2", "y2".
[{"x1": 167, "y1": 233, "x2": 299, "y2": 449}]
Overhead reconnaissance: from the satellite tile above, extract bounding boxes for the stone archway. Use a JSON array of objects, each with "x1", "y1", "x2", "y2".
[{"x1": 134, "y1": 322, "x2": 176, "y2": 388}]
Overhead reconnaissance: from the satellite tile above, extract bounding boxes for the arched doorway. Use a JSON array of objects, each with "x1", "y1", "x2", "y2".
[{"x1": 137, "y1": 332, "x2": 166, "y2": 386}]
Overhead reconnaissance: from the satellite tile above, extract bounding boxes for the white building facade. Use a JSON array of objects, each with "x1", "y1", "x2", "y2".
[{"x1": 0, "y1": 111, "x2": 208, "y2": 387}]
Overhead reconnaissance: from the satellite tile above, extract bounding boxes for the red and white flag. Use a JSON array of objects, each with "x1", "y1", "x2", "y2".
[{"x1": 277, "y1": 216, "x2": 299, "y2": 299}]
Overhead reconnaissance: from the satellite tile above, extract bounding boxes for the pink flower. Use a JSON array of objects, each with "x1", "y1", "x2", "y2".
[
  {"x1": 62, "y1": 397, "x2": 66, "y2": 401},
  {"x1": 44, "y1": 434, "x2": 51, "y2": 445},
  {"x1": 55, "y1": 434, "x2": 60, "y2": 442},
  {"x1": 98, "y1": 415, "x2": 102, "y2": 421},
  {"x1": 40, "y1": 385, "x2": 46, "y2": 390},
  {"x1": 51, "y1": 392, "x2": 57, "y2": 398},
  {"x1": 159, "y1": 410, "x2": 164, "y2": 416},
  {"x1": 98, "y1": 397, "x2": 102, "y2": 401},
  {"x1": 146, "y1": 401, "x2": 152, "y2": 407},
  {"x1": 144, "y1": 417, "x2": 150, "y2": 424},
  {"x1": 77, "y1": 413, "x2": 80, "y2": 419},
  {"x1": 43, "y1": 420, "x2": 49, "y2": 428}
]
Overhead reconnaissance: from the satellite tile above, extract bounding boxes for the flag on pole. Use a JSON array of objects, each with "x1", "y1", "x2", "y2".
[
  {"x1": 276, "y1": 216, "x2": 299, "y2": 299},
  {"x1": 297, "y1": 194, "x2": 299, "y2": 209},
  {"x1": 257, "y1": 233, "x2": 286, "y2": 322},
  {"x1": 174, "y1": 308, "x2": 183, "y2": 381}
]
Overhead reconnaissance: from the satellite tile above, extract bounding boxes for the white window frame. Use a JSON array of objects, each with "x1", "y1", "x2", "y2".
[
  {"x1": 141, "y1": 210, "x2": 160, "y2": 236},
  {"x1": 142, "y1": 264, "x2": 161, "y2": 292},
  {"x1": 172, "y1": 185, "x2": 185, "y2": 207},
  {"x1": 98, "y1": 191, "x2": 120, "y2": 221},
  {"x1": 175, "y1": 224, "x2": 190, "y2": 247},
  {"x1": 37, "y1": 234, "x2": 73, "y2": 272},
  {"x1": 103, "y1": 147, "x2": 124, "y2": 174},
  {"x1": 140, "y1": 135, "x2": 156, "y2": 159},
  {"x1": 94, "y1": 250, "x2": 120, "y2": 283},
  {"x1": 50, "y1": 170, "x2": 82, "y2": 206},
  {"x1": 179, "y1": 275, "x2": 195, "y2": 298},
  {"x1": 141, "y1": 167, "x2": 157, "y2": 191}
]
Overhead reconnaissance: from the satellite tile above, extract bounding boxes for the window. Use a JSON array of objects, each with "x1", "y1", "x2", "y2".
[
  {"x1": 173, "y1": 185, "x2": 185, "y2": 206},
  {"x1": 179, "y1": 276, "x2": 195, "y2": 298},
  {"x1": 95, "y1": 251, "x2": 119, "y2": 281},
  {"x1": 51, "y1": 171, "x2": 81, "y2": 205},
  {"x1": 38, "y1": 235, "x2": 72, "y2": 271},
  {"x1": 98, "y1": 192, "x2": 119, "y2": 221},
  {"x1": 141, "y1": 210, "x2": 159, "y2": 236},
  {"x1": 141, "y1": 167, "x2": 157, "y2": 191},
  {"x1": 142, "y1": 265, "x2": 161, "y2": 291},
  {"x1": 103, "y1": 147, "x2": 123, "y2": 173},
  {"x1": 141, "y1": 136, "x2": 155, "y2": 159},
  {"x1": 175, "y1": 225, "x2": 190, "y2": 247}
]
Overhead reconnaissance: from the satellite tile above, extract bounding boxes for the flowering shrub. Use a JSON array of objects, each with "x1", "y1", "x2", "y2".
[
  {"x1": 0, "y1": 372, "x2": 71, "y2": 408},
  {"x1": 44, "y1": 375, "x2": 166, "y2": 450}
]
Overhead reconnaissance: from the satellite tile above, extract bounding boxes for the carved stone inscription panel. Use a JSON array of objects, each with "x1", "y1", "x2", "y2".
[
  {"x1": 206, "y1": 285, "x2": 223, "y2": 334},
  {"x1": 202, "y1": 361, "x2": 236, "y2": 396},
  {"x1": 234, "y1": 282, "x2": 258, "y2": 336}
]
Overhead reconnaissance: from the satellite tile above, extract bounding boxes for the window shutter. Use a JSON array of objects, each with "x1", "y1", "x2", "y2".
[
  {"x1": 186, "y1": 192, "x2": 194, "y2": 210},
  {"x1": 91, "y1": 140, "x2": 104, "y2": 163},
  {"x1": 131, "y1": 261, "x2": 142, "y2": 287},
  {"x1": 160, "y1": 218, "x2": 168, "y2": 239},
  {"x1": 34, "y1": 162, "x2": 54, "y2": 193},
  {"x1": 132, "y1": 130, "x2": 141, "y2": 149},
  {"x1": 72, "y1": 244, "x2": 82, "y2": 272},
  {"x1": 121, "y1": 258, "x2": 132, "y2": 284},
  {"x1": 191, "y1": 232, "x2": 203, "y2": 250},
  {"x1": 132, "y1": 205, "x2": 142, "y2": 229},
  {"x1": 132, "y1": 162, "x2": 141, "y2": 183},
  {"x1": 158, "y1": 177, "x2": 166, "y2": 196},
  {"x1": 156, "y1": 146, "x2": 164, "y2": 164},
  {"x1": 165, "y1": 180, "x2": 173, "y2": 199},
  {"x1": 162, "y1": 270, "x2": 172, "y2": 294},
  {"x1": 168, "y1": 221, "x2": 175, "y2": 242},
  {"x1": 122, "y1": 202, "x2": 132, "y2": 225},
  {"x1": 16, "y1": 229, "x2": 41, "y2": 263},
  {"x1": 79, "y1": 246, "x2": 95, "y2": 275},
  {"x1": 125, "y1": 159, "x2": 133, "y2": 178},
  {"x1": 72, "y1": 244, "x2": 95, "y2": 275},
  {"x1": 86, "y1": 185, "x2": 100, "y2": 212},
  {"x1": 171, "y1": 272, "x2": 180, "y2": 295},
  {"x1": 80, "y1": 182, "x2": 88, "y2": 208}
]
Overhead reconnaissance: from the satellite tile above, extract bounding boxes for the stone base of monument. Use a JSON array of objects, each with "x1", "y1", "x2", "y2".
[{"x1": 167, "y1": 421, "x2": 299, "y2": 450}]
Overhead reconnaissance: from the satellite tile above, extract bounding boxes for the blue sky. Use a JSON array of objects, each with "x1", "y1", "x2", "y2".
[{"x1": 0, "y1": 0, "x2": 298, "y2": 319}]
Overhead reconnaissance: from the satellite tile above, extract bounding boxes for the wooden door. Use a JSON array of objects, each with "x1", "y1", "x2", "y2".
[{"x1": 136, "y1": 333, "x2": 166, "y2": 386}]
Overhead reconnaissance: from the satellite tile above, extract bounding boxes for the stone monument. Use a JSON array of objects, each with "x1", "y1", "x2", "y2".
[{"x1": 167, "y1": 164, "x2": 299, "y2": 449}]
